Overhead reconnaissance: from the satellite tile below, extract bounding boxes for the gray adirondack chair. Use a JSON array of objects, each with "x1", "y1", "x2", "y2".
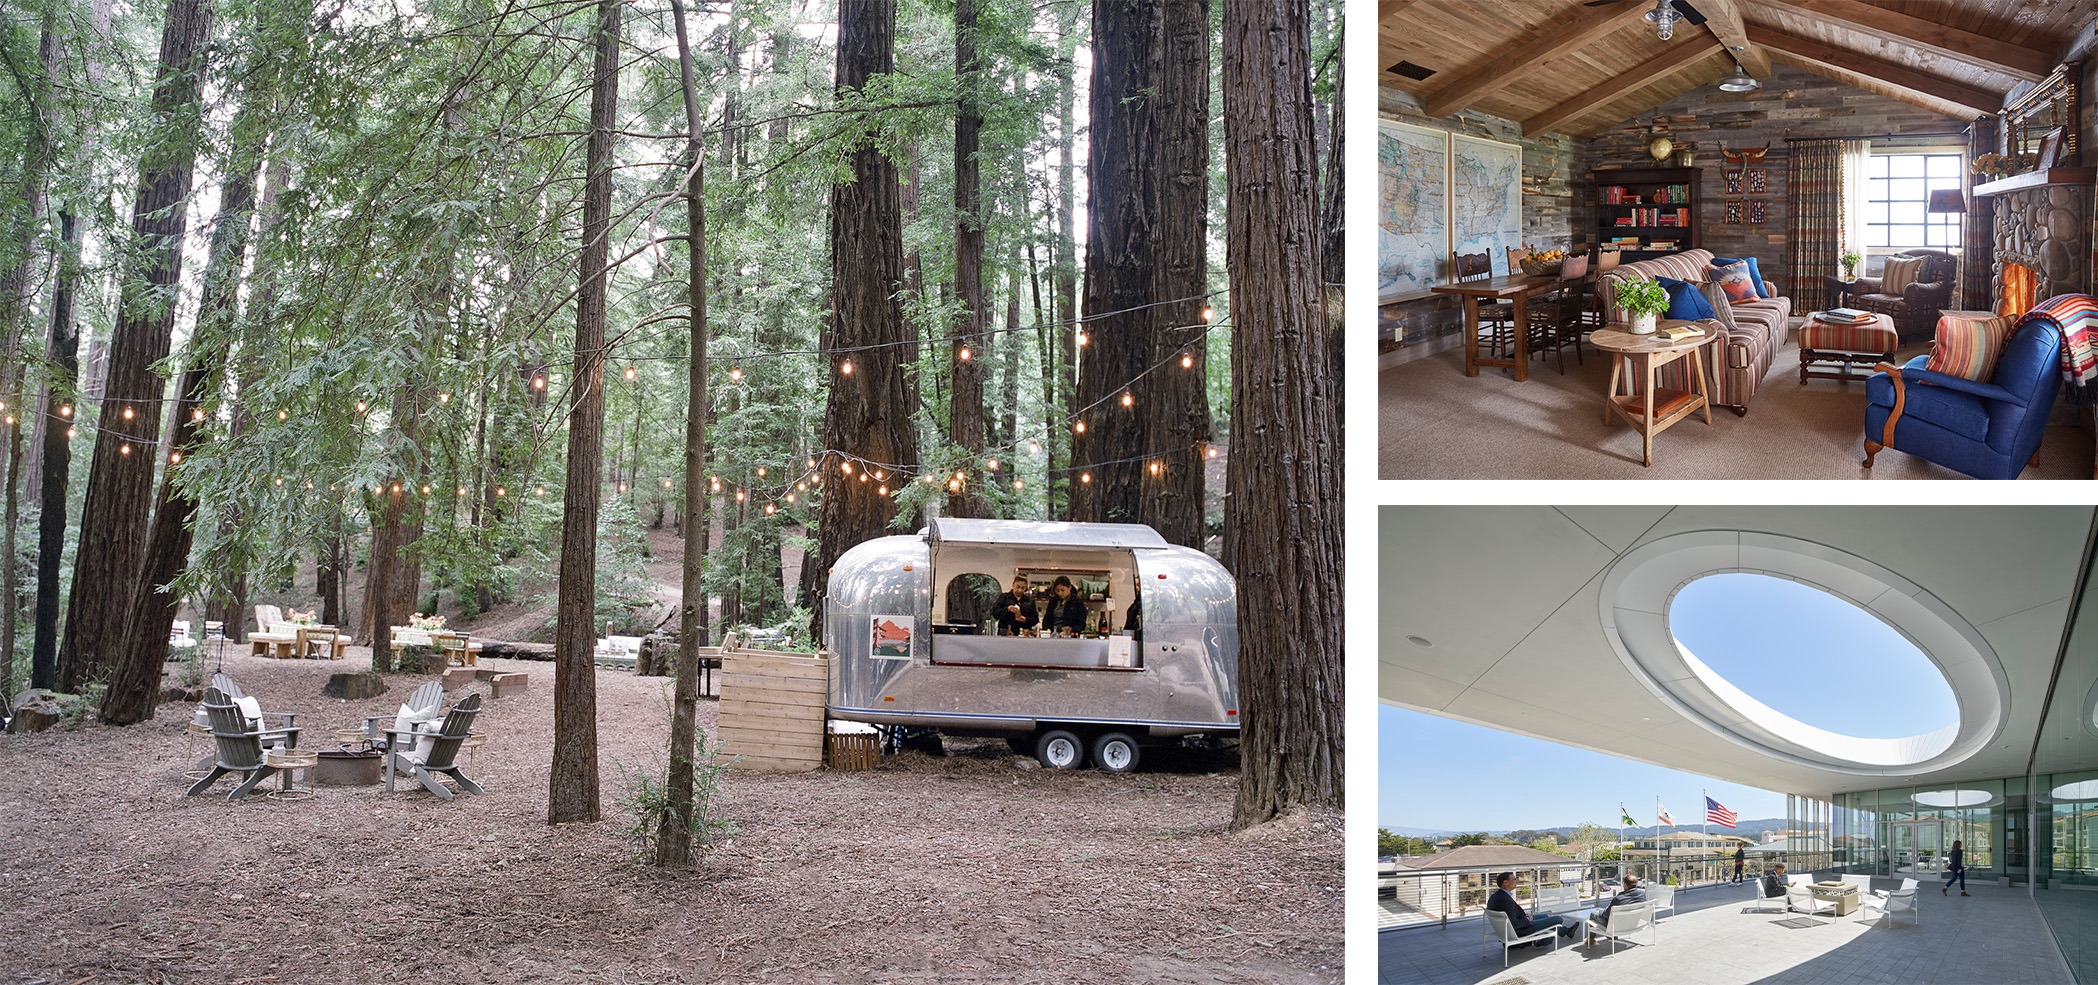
[
  {"x1": 188, "y1": 687, "x2": 302, "y2": 800},
  {"x1": 205, "y1": 673, "x2": 299, "y2": 744},
  {"x1": 383, "y1": 692, "x2": 485, "y2": 799},
  {"x1": 363, "y1": 681, "x2": 445, "y2": 749}
]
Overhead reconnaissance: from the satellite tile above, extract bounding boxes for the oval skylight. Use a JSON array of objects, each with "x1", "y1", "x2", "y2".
[
  {"x1": 1597, "y1": 530, "x2": 2008, "y2": 776},
  {"x1": 2053, "y1": 780, "x2": 2098, "y2": 802},
  {"x1": 1912, "y1": 789, "x2": 1993, "y2": 808},
  {"x1": 1671, "y1": 573, "x2": 1959, "y2": 741}
]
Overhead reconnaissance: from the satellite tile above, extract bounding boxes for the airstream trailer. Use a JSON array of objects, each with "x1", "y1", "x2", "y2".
[{"x1": 824, "y1": 518, "x2": 1238, "y2": 772}]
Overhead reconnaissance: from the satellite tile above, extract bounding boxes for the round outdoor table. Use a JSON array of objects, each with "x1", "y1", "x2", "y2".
[
  {"x1": 1591, "y1": 323, "x2": 1717, "y2": 467},
  {"x1": 264, "y1": 749, "x2": 319, "y2": 801},
  {"x1": 461, "y1": 733, "x2": 489, "y2": 763},
  {"x1": 185, "y1": 722, "x2": 214, "y2": 780}
]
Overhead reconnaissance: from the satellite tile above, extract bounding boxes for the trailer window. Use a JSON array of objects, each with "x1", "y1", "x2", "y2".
[{"x1": 939, "y1": 573, "x2": 1003, "y2": 634}]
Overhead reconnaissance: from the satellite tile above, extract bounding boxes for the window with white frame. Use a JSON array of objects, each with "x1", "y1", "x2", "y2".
[{"x1": 1864, "y1": 152, "x2": 1964, "y2": 250}]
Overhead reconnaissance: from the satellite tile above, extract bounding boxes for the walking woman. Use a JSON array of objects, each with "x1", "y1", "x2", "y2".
[{"x1": 1942, "y1": 839, "x2": 1968, "y2": 896}]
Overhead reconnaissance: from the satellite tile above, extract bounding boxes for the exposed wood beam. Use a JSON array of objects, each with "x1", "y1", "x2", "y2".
[
  {"x1": 1764, "y1": 52, "x2": 1971, "y2": 120},
  {"x1": 1423, "y1": 1, "x2": 1651, "y2": 118},
  {"x1": 1754, "y1": 0, "x2": 2054, "y2": 82},
  {"x1": 1697, "y1": 0, "x2": 1770, "y2": 78},
  {"x1": 1523, "y1": 37, "x2": 1723, "y2": 138},
  {"x1": 1750, "y1": 24, "x2": 2002, "y2": 117}
]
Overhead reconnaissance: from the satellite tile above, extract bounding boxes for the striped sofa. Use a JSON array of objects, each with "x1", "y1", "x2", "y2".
[{"x1": 1599, "y1": 249, "x2": 1794, "y2": 415}]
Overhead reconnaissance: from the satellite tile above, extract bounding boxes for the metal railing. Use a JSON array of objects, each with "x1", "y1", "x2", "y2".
[{"x1": 1378, "y1": 851, "x2": 1839, "y2": 930}]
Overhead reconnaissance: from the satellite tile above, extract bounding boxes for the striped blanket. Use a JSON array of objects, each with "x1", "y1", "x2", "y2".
[{"x1": 2015, "y1": 294, "x2": 2098, "y2": 387}]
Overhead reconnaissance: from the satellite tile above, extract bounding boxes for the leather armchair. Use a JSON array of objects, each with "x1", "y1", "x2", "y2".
[
  {"x1": 1862, "y1": 315, "x2": 2063, "y2": 479},
  {"x1": 1843, "y1": 250, "x2": 1957, "y2": 342}
]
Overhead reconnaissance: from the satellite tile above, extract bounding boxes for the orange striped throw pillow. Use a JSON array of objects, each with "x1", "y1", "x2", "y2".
[{"x1": 1924, "y1": 312, "x2": 2011, "y2": 381}]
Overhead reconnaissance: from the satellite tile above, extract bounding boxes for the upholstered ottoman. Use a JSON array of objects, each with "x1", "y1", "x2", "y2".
[{"x1": 1799, "y1": 311, "x2": 1898, "y2": 383}]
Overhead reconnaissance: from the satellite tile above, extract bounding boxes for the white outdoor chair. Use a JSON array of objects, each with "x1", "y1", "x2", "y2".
[
  {"x1": 1861, "y1": 877, "x2": 1920, "y2": 927},
  {"x1": 1786, "y1": 874, "x2": 1836, "y2": 917},
  {"x1": 169, "y1": 620, "x2": 196, "y2": 648},
  {"x1": 1484, "y1": 910, "x2": 1559, "y2": 967},
  {"x1": 1586, "y1": 901, "x2": 1655, "y2": 954},
  {"x1": 1750, "y1": 875, "x2": 1789, "y2": 913},
  {"x1": 1646, "y1": 883, "x2": 1676, "y2": 919}
]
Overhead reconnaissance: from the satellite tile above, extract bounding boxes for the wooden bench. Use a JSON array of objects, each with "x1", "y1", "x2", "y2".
[{"x1": 486, "y1": 672, "x2": 529, "y2": 699}]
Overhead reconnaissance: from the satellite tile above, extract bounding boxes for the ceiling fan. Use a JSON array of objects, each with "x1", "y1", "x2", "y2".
[{"x1": 1584, "y1": 0, "x2": 1707, "y2": 41}]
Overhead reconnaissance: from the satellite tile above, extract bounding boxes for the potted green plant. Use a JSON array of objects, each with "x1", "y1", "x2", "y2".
[
  {"x1": 1840, "y1": 250, "x2": 1862, "y2": 281},
  {"x1": 1616, "y1": 279, "x2": 1670, "y2": 336}
]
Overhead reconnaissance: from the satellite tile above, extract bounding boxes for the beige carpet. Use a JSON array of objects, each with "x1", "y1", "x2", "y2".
[{"x1": 1380, "y1": 333, "x2": 2094, "y2": 480}]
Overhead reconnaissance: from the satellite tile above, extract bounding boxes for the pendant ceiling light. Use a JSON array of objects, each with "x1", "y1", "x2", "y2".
[
  {"x1": 1718, "y1": 61, "x2": 1760, "y2": 92},
  {"x1": 1644, "y1": 0, "x2": 1681, "y2": 41}
]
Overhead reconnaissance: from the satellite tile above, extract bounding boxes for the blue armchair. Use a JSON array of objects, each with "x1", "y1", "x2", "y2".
[{"x1": 1861, "y1": 318, "x2": 2062, "y2": 479}]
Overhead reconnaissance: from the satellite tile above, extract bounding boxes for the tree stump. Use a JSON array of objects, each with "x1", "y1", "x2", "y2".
[
  {"x1": 477, "y1": 640, "x2": 555, "y2": 661},
  {"x1": 636, "y1": 631, "x2": 679, "y2": 677},
  {"x1": 397, "y1": 644, "x2": 447, "y2": 674},
  {"x1": 6, "y1": 690, "x2": 69, "y2": 733},
  {"x1": 323, "y1": 672, "x2": 388, "y2": 700}
]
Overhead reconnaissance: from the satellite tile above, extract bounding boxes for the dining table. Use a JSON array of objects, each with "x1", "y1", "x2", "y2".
[{"x1": 1429, "y1": 271, "x2": 1587, "y2": 382}]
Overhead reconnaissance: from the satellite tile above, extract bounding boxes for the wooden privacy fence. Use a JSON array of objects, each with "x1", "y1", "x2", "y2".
[{"x1": 717, "y1": 648, "x2": 829, "y2": 772}]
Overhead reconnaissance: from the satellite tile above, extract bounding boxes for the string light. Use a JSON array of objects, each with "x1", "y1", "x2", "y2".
[
  {"x1": 795, "y1": 481, "x2": 807, "y2": 492},
  {"x1": 119, "y1": 443, "x2": 131, "y2": 455},
  {"x1": 1075, "y1": 330, "x2": 1088, "y2": 347},
  {"x1": 756, "y1": 466, "x2": 767, "y2": 477},
  {"x1": 121, "y1": 406, "x2": 135, "y2": 420},
  {"x1": 277, "y1": 409, "x2": 288, "y2": 420},
  {"x1": 169, "y1": 451, "x2": 182, "y2": 463},
  {"x1": 840, "y1": 461, "x2": 853, "y2": 475},
  {"x1": 355, "y1": 400, "x2": 367, "y2": 413},
  {"x1": 1, "y1": 416, "x2": 11, "y2": 427},
  {"x1": 872, "y1": 469, "x2": 885, "y2": 481},
  {"x1": 839, "y1": 359, "x2": 854, "y2": 376},
  {"x1": 617, "y1": 482, "x2": 628, "y2": 493},
  {"x1": 534, "y1": 486, "x2": 545, "y2": 496},
  {"x1": 458, "y1": 486, "x2": 468, "y2": 495},
  {"x1": 188, "y1": 408, "x2": 200, "y2": 421},
  {"x1": 876, "y1": 485, "x2": 887, "y2": 497},
  {"x1": 729, "y1": 366, "x2": 743, "y2": 382},
  {"x1": 439, "y1": 392, "x2": 451, "y2": 403},
  {"x1": 986, "y1": 459, "x2": 998, "y2": 471},
  {"x1": 735, "y1": 490, "x2": 747, "y2": 501},
  {"x1": 273, "y1": 477, "x2": 283, "y2": 486},
  {"x1": 1028, "y1": 441, "x2": 1040, "y2": 454},
  {"x1": 1073, "y1": 421, "x2": 1086, "y2": 434},
  {"x1": 496, "y1": 487, "x2": 507, "y2": 497},
  {"x1": 1120, "y1": 392, "x2": 1134, "y2": 408},
  {"x1": 420, "y1": 484, "x2": 431, "y2": 494},
  {"x1": 1181, "y1": 353, "x2": 1194, "y2": 369},
  {"x1": 806, "y1": 457, "x2": 816, "y2": 469},
  {"x1": 858, "y1": 473, "x2": 870, "y2": 484},
  {"x1": 532, "y1": 377, "x2": 546, "y2": 390},
  {"x1": 623, "y1": 366, "x2": 637, "y2": 380},
  {"x1": 957, "y1": 346, "x2": 972, "y2": 362},
  {"x1": 1201, "y1": 305, "x2": 1215, "y2": 322},
  {"x1": 764, "y1": 503, "x2": 777, "y2": 515},
  {"x1": 65, "y1": 427, "x2": 75, "y2": 439},
  {"x1": 1079, "y1": 472, "x2": 1092, "y2": 484},
  {"x1": 662, "y1": 479, "x2": 672, "y2": 489},
  {"x1": 1012, "y1": 478, "x2": 1024, "y2": 490},
  {"x1": 391, "y1": 483, "x2": 402, "y2": 493},
  {"x1": 1148, "y1": 461, "x2": 1162, "y2": 476},
  {"x1": 1206, "y1": 446, "x2": 1218, "y2": 459},
  {"x1": 787, "y1": 492, "x2": 798, "y2": 503}
]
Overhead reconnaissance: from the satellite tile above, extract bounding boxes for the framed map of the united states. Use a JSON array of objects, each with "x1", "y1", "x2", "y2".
[{"x1": 1377, "y1": 121, "x2": 1523, "y2": 304}]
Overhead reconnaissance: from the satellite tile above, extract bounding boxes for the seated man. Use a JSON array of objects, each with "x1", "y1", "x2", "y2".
[
  {"x1": 991, "y1": 576, "x2": 1037, "y2": 636},
  {"x1": 1486, "y1": 871, "x2": 1578, "y2": 944},
  {"x1": 1593, "y1": 874, "x2": 1647, "y2": 927},
  {"x1": 1762, "y1": 862, "x2": 1789, "y2": 900}
]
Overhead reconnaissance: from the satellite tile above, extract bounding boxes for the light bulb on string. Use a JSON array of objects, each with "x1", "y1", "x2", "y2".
[
  {"x1": 729, "y1": 366, "x2": 744, "y2": 382},
  {"x1": 1181, "y1": 352, "x2": 1194, "y2": 369},
  {"x1": 1120, "y1": 392, "x2": 1133, "y2": 408},
  {"x1": 61, "y1": 405, "x2": 73, "y2": 417},
  {"x1": 756, "y1": 466, "x2": 767, "y2": 478},
  {"x1": 1148, "y1": 461, "x2": 1162, "y2": 476},
  {"x1": 277, "y1": 409, "x2": 288, "y2": 420},
  {"x1": 355, "y1": 400, "x2": 367, "y2": 413},
  {"x1": 439, "y1": 392, "x2": 451, "y2": 403},
  {"x1": 121, "y1": 406, "x2": 134, "y2": 421},
  {"x1": 305, "y1": 482, "x2": 314, "y2": 490},
  {"x1": 1012, "y1": 478, "x2": 1024, "y2": 490},
  {"x1": 1206, "y1": 446, "x2": 1218, "y2": 459},
  {"x1": 662, "y1": 479, "x2": 672, "y2": 489},
  {"x1": 710, "y1": 478, "x2": 722, "y2": 492},
  {"x1": 876, "y1": 485, "x2": 888, "y2": 497},
  {"x1": 924, "y1": 475, "x2": 936, "y2": 485},
  {"x1": 170, "y1": 451, "x2": 182, "y2": 464},
  {"x1": 618, "y1": 482, "x2": 628, "y2": 493},
  {"x1": 840, "y1": 461, "x2": 853, "y2": 475},
  {"x1": 119, "y1": 443, "x2": 131, "y2": 455},
  {"x1": 1073, "y1": 420, "x2": 1086, "y2": 435},
  {"x1": 1075, "y1": 330, "x2": 1088, "y2": 347},
  {"x1": 1079, "y1": 472, "x2": 1092, "y2": 484},
  {"x1": 391, "y1": 484, "x2": 402, "y2": 494},
  {"x1": 872, "y1": 469, "x2": 885, "y2": 481},
  {"x1": 273, "y1": 477, "x2": 284, "y2": 486},
  {"x1": 372, "y1": 485, "x2": 382, "y2": 494},
  {"x1": 947, "y1": 479, "x2": 961, "y2": 493},
  {"x1": 65, "y1": 427, "x2": 76, "y2": 439},
  {"x1": 736, "y1": 490, "x2": 747, "y2": 501},
  {"x1": 806, "y1": 457, "x2": 817, "y2": 469},
  {"x1": 496, "y1": 487, "x2": 507, "y2": 497},
  {"x1": 764, "y1": 503, "x2": 777, "y2": 515},
  {"x1": 795, "y1": 482, "x2": 807, "y2": 492},
  {"x1": 1, "y1": 415, "x2": 11, "y2": 427},
  {"x1": 1028, "y1": 440, "x2": 1040, "y2": 454},
  {"x1": 986, "y1": 459, "x2": 999, "y2": 471},
  {"x1": 420, "y1": 484, "x2": 431, "y2": 494},
  {"x1": 190, "y1": 408, "x2": 202, "y2": 421},
  {"x1": 624, "y1": 366, "x2": 637, "y2": 380},
  {"x1": 532, "y1": 377, "x2": 546, "y2": 390},
  {"x1": 535, "y1": 486, "x2": 545, "y2": 496},
  {"x1": 787, "y1": 492, "x2": 798, "y2": 503},
  {"x1": 839, "y1": 359, "x2": 854, "y2": 376},
  {"x1": 858, "y1": 473, "x2": 870, "y2": 484},
  {"x1": 1201, "y1": 305, "x2": 1215, "y2": 322},
  {"x1": 957, "y1": 346, "x2": 972, "y2": 362},
  {"x1": 457, "y1": 486, "x2": 468, "y2": 495}
]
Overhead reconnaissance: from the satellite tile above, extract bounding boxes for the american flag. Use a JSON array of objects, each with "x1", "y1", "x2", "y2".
[
  {"x1": 1706, "y1": 796, "x2": 1738, "y2": 828},
  {"x1": 1657, "y1": 803, "x2": 1675, "y2": 827}
]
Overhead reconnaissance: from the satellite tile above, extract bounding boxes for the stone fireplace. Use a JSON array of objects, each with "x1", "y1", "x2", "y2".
[{"x1": 1991, "y1": 183, "x2": 2093, "y2": 316}]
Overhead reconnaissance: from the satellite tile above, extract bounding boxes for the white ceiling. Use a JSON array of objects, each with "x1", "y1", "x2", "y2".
[{"x1": 1380, "y1": 506, "x2": 2098, "y2": 797}]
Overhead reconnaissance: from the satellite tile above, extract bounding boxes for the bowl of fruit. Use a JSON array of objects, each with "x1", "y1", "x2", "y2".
[{"x1": 1519, "y1": 248, "x2": 1569, "y2": 277}]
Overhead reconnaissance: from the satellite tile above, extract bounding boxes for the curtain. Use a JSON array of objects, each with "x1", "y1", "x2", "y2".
[
  {"x1": 1839, "y1": 139, "x2": 1871, "y2": 275},
  {"x1": 1788, "y1": 139, "x2": 1844, "y2": 310},
  {"x1": 1962, "y1": 118, "x2": 1998, "y2": 310}
]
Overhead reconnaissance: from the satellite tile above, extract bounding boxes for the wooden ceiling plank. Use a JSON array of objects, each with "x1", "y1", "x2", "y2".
[
  {"x1": 1423, "y1": 1, "x2": 1652, "y2": 118},
  {"x1": 1754, "y1": 0, "x2": 2055, "y2": 81},
  {"x1": 1750, "y1": 24, "x2": 2002, "y2": 117},
  {"x1": 1522, "y1": 37, "x2": 1724, "y2": 138},
  {"x1": 1698, "y1": 0, "x2": 1772, "y2": 77},
  {"x1": 1379, "y1": 0, "x2": 1421, "y2": 30},
  {"x1": 1765, "y1": 52, "x2": 1971, "y2": 120}
]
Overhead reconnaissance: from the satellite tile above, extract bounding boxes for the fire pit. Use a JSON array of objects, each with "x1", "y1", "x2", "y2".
[{"x1": 315, "y1": 744, "x2": 384, "y2": 786}]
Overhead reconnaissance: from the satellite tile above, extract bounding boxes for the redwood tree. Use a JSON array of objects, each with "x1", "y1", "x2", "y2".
[
  {"x1": 946, "y1": 0, "x2": 988, "y2": 519},
  {"x1": 549, "y1": 0, "x2": 619, "y2": 825},
  {"x1": 57, "y1": 0, "x2": 215, "y2": 692},
  {"x1": 1223, "y1": 0, "x2": 1343, "y2": 827},
  {"x1": 1068, "y1": 0, "x2": 1156, "y2": 526},
  {"x1": 808, "y1": 0, "x2": 916, "y2": 635},
  {"x1": 1140, "y1": 0, "x2": 1212, "y2": 547}
]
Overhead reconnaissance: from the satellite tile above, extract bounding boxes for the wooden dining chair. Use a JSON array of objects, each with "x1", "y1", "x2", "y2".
[
  {"x1": 1527, "y1": 253, "x2": 1590, "y2": 374},
  {"x1": 1454, "y1": 251, "x2": 1515, "y2": 358}
]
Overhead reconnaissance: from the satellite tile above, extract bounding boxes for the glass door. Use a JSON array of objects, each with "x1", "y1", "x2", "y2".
[{"x1": 1890, "y1": 820, "x2": 1943, "y2": 876}]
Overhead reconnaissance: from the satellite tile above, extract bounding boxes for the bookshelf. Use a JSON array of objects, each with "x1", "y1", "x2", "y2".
[{"x1": 1593, "y1": 166, "x2": 1702, "y2": 264}]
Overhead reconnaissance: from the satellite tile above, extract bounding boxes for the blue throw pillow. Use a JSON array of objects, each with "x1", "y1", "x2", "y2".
[
  {"x1": 1657, "y1": 276, "x2": 1716, "y2": 320},
  {"x1": 1711, "y1": 256, "x2": 1770, "y2": 298}
]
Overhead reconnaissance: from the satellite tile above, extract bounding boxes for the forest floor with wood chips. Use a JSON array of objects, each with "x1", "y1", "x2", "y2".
[{"x1": 0, "y1": 650, "x2": 1339, "y2": 984}]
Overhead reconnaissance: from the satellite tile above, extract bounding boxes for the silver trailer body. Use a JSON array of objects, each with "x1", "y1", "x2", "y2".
[{"x1": 825, "y1": 519, "x2": 1239, "y2": 738}]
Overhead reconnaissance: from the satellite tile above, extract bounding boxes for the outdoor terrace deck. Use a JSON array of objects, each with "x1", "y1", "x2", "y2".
[{"x1": 1379, "y1": 878, "x2": 2078, "y2": 985}]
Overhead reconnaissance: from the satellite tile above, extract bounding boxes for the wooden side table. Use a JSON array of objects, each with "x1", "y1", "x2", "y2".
[{"x1": 1590, "y1": 322, "x2": 1717, "y2": 467}]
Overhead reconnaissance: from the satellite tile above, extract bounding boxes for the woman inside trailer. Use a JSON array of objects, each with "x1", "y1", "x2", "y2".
[{"x1": 1040, "y1": 576, "x2": 1090, "y2": 636}]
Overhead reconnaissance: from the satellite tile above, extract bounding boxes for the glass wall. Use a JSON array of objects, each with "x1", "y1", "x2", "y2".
[
  {"x1": 2031, "y1": 531, "x2": 2097, "y2": 982},
  {"x1": 1832, "y1": 780, "x2": 2012, "y2": 883}
]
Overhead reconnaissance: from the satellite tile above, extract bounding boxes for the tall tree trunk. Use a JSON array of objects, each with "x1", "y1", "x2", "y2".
[
  {"x1": 550, "y1": 0, "x2": 619, "y2": 826},
  {"x1": 30, "y1": 211, "x2": 79, "y2": 693},
  {"x1": 657, "y1": 0, "x2": 710, "y2": 869},
  {"x1": 56, "y1": 0, "x2": 214, "y2": 692},
  {"x1": 1319, "y1": 62, "x2": 1344, "y2": 289},
  {"x1": 103, "y1": 108, "x2": 270, "y2": 725},
  {"x1": 1, "y1": 21, "x2": 59, "y2": 688},
  {"x1": 1051, "y1": 5, "x2": 1079, "y2": 509},
  {"x1": 946, "y1": 0, "x2": 988, "y2": 519},
  {"x1": 810, "y1": 0, "x2": 915, "y2": 641},
  {"x1": 1070, "y1": 0, "x2": 1159, "y2": 525},
  {"x1": 1028, "y1": 237, "x2": 1054, "y2": 515},
  {"x1": 1001, "y1": 250, "x2": 1021, "y2": 454},
  {"x1": 1142, "y1": 0, "x2": 1211, "y2": 548},
  {"x1": 1223, "y1": 0, "x2": 1343, "y2": 827}
]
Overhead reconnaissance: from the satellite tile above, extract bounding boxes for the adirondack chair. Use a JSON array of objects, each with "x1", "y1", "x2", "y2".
[
  {"x1": 201, "y1": 673, "x2": 299, "y2": 749},
  {"x1": 363, "y1": 681, "x2": 445, "y2": 749},
  {"x1": 188, "y1": 687, "x2": 301, "y2": 800},
  {"x1": 383, "y1": 693, "x2": 485, "y2": 799}
]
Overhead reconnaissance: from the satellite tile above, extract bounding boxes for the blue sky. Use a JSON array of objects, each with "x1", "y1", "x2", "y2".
[{"x1": 1380, "y1": 573, "x2": 1954, "y2": 833}]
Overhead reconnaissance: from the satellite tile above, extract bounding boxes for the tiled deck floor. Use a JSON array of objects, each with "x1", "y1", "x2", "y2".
[{"x1": 1379, "y1": 878, "x2": 2075, "y2": 985}]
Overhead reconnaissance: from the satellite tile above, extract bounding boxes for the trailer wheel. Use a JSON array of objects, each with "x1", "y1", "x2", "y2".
[
  {"x1": 1035, "y1": 729, "x2": 1085, "y2": 770},
  {"x1": 1091, "y1": 732, "x2": 1140, "y2": 773}
]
